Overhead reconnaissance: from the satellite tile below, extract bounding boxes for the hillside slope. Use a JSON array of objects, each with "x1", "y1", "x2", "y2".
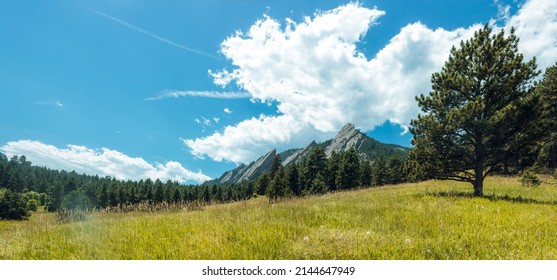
[{"x1": 2, "y1": 176, "x2": 557, "y2": 259}]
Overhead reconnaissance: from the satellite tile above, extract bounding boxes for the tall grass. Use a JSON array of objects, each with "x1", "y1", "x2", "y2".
[{"x1": 1, "y1": 176, "x2": 556, "y2": 259}]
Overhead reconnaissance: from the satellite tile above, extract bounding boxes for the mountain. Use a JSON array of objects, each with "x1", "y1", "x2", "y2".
[{"x1": 204, "y1": 123, "x2": 410, "y2": 185}]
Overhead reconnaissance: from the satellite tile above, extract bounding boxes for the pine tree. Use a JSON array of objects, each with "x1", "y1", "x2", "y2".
[
  {"x1": 338, "y1": 148, "x2": 361, "y2": 189},
  {"x1": 286, "y1": 164, "x2": 302, "y2": 196},
  {"x1": 256, "y1": 173, "x2": 269, "y2": 196},
  {"x1": 245, "y1": 181, "x2": 255, "y2": 199},
  {"x1": 268, "y1": 167, "x2": 288, "y2": 203},
  {"x1": 304, "y1": 146, "x2": 326, "y2": 191},
  {"x1": 372, "y1": 156, "x2": 387, "y2": 187},
  {"x1": 360, "y1": 160, "x2": 372, "y2": 187},
  {"x1": 153, "y1": 179, "x2": 164, "y2": 203},
  {"x1": 409, "y1": 25, "x2": 539, "y2": 196},
  {"x1": 387, "y1": 154, "x2": 405, "y2": 184},
  {"x1": 309, "y1": 173, "x2": 328, "y2": 195},
  {"x1": 268, "y1": 153, "x2": 282, "y2": 179},
  {"x1": 327, "y1": 151, "x2": 342, "y2": 191}
]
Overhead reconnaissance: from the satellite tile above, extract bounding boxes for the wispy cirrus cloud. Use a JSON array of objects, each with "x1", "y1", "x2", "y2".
[
  {"x1": 35, "y1": 100, "x2": 64, "y2": 108},
  {"x1": 145, "y1": 90, "x2": 251, "y2": 101},
  {"x1": 82, "y1": 6, "x2": 219, "y2": 60}
]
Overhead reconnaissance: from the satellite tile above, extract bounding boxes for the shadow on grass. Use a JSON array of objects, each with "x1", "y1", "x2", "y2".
[{"x1": 426, "y1": 191, "x2": 557, "y2": 206}]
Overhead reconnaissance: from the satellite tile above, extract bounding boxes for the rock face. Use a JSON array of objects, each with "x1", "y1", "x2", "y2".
[
  {"x1": 207, "y1": 149, "x2": 277, "y2": 185},
  {"x1": 281, "y1": 141, "x2": 317, "y2": 166},
  {"x1": 324, "y1": 123, "x2": 363, "y2": 157},
  {"x1": 204, "y1": 123, "x2": 409, "y2": 185}
]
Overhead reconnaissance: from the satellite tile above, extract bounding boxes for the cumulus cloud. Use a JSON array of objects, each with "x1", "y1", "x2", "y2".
[
  {"x1": 494, "y1": 0, "x2": 511, "y2": 23},
  {"x1": 505, "y1": 0, "x2": 557, "y2": 70},
  {"x1": 224, "y1": 108, "x2": 232, "y2": 114},
  {"x1": 1, "y1": 140, "x2": 211, "y2": 184},
  {"x1": 185, "y1": 0, "x2": 557, "y2": 163}
]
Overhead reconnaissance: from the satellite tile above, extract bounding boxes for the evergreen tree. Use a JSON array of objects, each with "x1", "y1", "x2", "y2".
[
  {"x1": 256, "y1": 173, "x2": 269, "y2": 196},
  {"x1": 409, "y1": 25, "x2": 539, "y2": 196},
  {"x1": 387, "y1": 154, "x2": 405, "y2": 184},
  {"x1": 97, "y1": 184, "x2": 109, "y2": 208},
  {"x1": 46, "y1": 181, "x2": 64, "y2": 211},
  {"x1": 372, "y1": 156, "x2": 387, "y2": 187},
  {"x1": 200, "y1": 185, "x2": 211, "y2": 203},
  {"x1": 267, "y1": 167, "x2": 289, "y2": 203},
  {"x1": 245, "y1": 181, "x2": 255, "y2": 199},
  {"x1": 326, "y1": 151, "x2": 342, "y2": 191},
  {"x1": 309, "y1": 173, "x2": 328, "y2": 195},
  {"x1": 153, "y1": 179, "x2": 164, "y2": 203},
  {"x1": 337, "y1": 148, "x2": 361, "y2": 189},
  {"x1": 360, "y1": 160, "x2": 372, "y2": 187},
  {"x1": 286, "y1": 164, "x2": 302, "y2": 196},
  {"x1": 303, "y1": 146, "x2": 326, "y2": 191},
  {"x1": 268, "y1": 153, "x2": 282, "y2": 179},
  {"x1": 172, "y1": 187, "x2": 182, "y2": 203}
]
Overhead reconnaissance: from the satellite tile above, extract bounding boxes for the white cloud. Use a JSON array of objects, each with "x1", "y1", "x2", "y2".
[
  {"x1": 1, "y1": 140, "x2": 211, "y2": 184},
  {"x1": 145, "y1": 90, "x2": 250, "y2": 101},
  {"x1": 224, "y1": 108, "x2": 232, "y2": 114},
  {"x1": 506, "y1": 0, "x2": 557, "y2": 70},
  {"x1": 494, "y1": 0, "x2": 511, "y2": 23},
  {"x1": 202, "y1": 117, "x2": 211, "y2": 126},
  {"x1": 185, "y1": 0, "x2": 557, "y2": 163},
  {"x1": 213, "y1": 117, "x2": 220, "y2": 123},
  {"x1": 185, "y1": 115, "x2": 322, "y2": 162}
]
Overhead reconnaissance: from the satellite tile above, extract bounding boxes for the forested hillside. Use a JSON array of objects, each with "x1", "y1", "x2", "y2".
[{"x1": 0, "y1": 153, "x2": 254, "y2": 219}]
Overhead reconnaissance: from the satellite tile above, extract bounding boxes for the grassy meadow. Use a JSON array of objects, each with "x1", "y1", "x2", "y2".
[{"x1": 1, "y1": 176, "x2": 557, "y2": 260}]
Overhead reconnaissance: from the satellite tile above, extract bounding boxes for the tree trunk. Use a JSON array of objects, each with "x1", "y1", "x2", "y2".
[
  {"x1": 473, "y1": 178, "x2": 483, "y2": 197},
  {"x1": 474, "y1": 153, "x2": 484, "y2": 196}
]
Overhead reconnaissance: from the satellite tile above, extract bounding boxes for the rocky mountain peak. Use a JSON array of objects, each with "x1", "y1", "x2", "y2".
[
  {"x1": 281, "y1": 140, "x2": 317, "y2": 166},
  {"x1": 324, "y1": 123, "x2": 362, "y2": 157},
  {"x1": 205, "y1": 123, "x2": 410, "y2": 185},
  {"x1": 338, "y1": 123, "x2": 356, "y2": 134}
]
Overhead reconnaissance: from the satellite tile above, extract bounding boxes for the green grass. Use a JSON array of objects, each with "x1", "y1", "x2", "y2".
[{"x1": 1, "y1": 176, "x2": 557, "y2": 259}]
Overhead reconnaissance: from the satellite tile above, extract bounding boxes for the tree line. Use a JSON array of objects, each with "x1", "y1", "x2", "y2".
[
  {"x1": 0, "y1": 153, "x2": 255, "y2": 219},
  {"x1": 255, "y1": 147, "x2": 407, "y2": 203}
]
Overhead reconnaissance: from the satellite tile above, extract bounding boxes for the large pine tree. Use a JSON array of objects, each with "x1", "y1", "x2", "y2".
[{"x1": 409, "y1": 25, "x2": 539, "y2": 196}]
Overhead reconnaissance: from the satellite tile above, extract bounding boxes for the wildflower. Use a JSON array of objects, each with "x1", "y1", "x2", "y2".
[
  {"x1": 303, "y1": 236, "x2": 309, "y2": 242},
  {"x1": 405, "y1": 238, "x2": 412, "y2": 245}
]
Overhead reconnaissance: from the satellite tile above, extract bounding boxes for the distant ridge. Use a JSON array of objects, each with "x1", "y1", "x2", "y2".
[{"x1": 204, "y1": 123, "x2": 409, "y2": 185}]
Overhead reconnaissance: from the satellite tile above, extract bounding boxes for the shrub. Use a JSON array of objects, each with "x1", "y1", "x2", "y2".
[
  {"x1": 520, "y1": 170, "x2": 542, "y2": 187},
  {"x1": 0, "y1": 189, "x2": 30, "y2": 220},
  {"x1": 26, "y1": 199, "x2": 39, "y2": 211}
]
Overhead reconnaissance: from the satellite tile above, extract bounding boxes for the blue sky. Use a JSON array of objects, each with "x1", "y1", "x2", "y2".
[{"x1": 1, "y1": 0, "x2": 556, "y2": 183}]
